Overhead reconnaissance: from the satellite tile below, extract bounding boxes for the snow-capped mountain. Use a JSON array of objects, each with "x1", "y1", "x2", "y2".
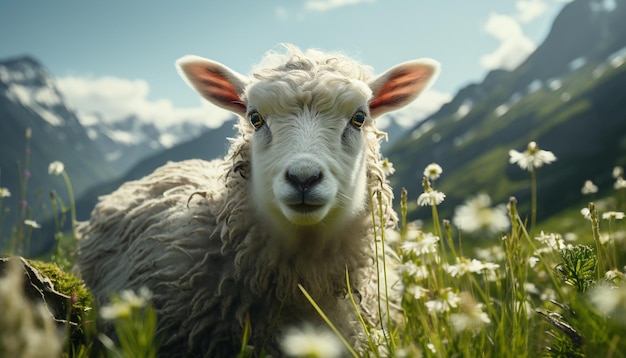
[
  {"x1": 0, "y1": 56, "x2": 118, "y2": 243},
  {"x1": 77, "y1": 111, "x2": 212, "y2": 174},
  {"x1": 82, "y1": 114, "x2": 161, "y2": 163},
  {"x1": 0, "y1": 56, "x2": 215, "y2": 176},
  {"x1": 0, "y1": 57, "x2": 86, "y2": 133},
  {"x1": 0, "y1": 55, "x2": 216, "y2": 250}
]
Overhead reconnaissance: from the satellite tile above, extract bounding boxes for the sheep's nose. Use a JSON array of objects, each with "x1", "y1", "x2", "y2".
[{"x1": 285, "y1": 170, "x2": 323, "y2": 192}]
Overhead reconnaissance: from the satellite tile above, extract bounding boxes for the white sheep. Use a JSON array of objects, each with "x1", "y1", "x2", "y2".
[{"x1": 76, "y1": 44, "x2": 439, "y2": 357}]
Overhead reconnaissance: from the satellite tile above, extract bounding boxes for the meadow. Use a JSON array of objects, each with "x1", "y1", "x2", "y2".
[{"x1": 1, "y1": 130, "x2": 625, "y2": 357}]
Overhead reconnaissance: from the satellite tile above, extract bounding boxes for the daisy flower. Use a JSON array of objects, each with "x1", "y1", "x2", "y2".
[
  {"x1": 100, "y1": 287, "x2": 153, "y2": 320},
  {"x1": 581, "y1": 180, "x2": 598, "y2": 195},
  {"x1": 407, "y1": 284, "x2": 429, "y2": 300},
  {"x1": 396, "y1": 261, "x2": 429, "y2": 281},
  {"x1": 581, "y1": 207, "x2": 592, "y2": 220},
  {"x1": 452, "y1": 193, "x2": 509, "y2": 234},
  {"x1": 381, "y1": 158, "x2": 395, "y2": 176},
  {"x1": 425, "y1": 288, "x2": 460, "y2": 313},
  {"x1": 48, "y1": 161, "x2": 65, "y2": 176},
  {"x1": 535, "y1": 231, "x2": 567, "y2": 251},
  {"x1": 417, "y1": 190, "x2": 446, "y2": 206},
  {"x1": 602, "y1": 211, "x2": 625, "y2": 220},
  {"x1": 400, "y1": 232, "x2": 439, "y2": 256},
  {"x1": 281, "y1": 324, "x2": 343, "y2": 358},
  {"x1": 509, "y1": 141, "x2": 556, "y2": 172},
  {"x1": 100, "y1": 301, "x2": 132, "y2": 320},
  {"x1": 529, "y1": 256, "x2": 540, "y2": 268},
  {"x1": 0, "y1": 187, "x2": 10, "y2": 198},
  {"x1": 450, "y1": 293, "x2": 491, "y2": 332},
  {"x1": 423, "y1": 163, "x2": 443, "y2": 181},
  {"x1": 444, "y1": 257, "x2": 500, "y2": 277},
  {"x1": 24, "y1": 220, "x2": 41, "y2": 229}
]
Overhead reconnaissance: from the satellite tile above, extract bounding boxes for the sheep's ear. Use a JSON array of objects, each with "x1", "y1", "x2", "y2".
[
  {"x1": 176, "y1": 55, "x2": 248, "y2": 116},
  {"x1": 368, "y1": 59, "x2": 440, "y2": 118}
]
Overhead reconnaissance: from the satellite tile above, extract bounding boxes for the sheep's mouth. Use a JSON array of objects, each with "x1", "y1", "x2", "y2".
[{"x1": 288, "y1": 203, "x2": 323, "y2": 213}]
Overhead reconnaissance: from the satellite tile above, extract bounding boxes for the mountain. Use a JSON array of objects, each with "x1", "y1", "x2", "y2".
[
  {"x1": 81, "y1": 112, "x2": 213, "y2": 174},
  {"x1": 0, "y1": 56, "x2": 119, "y2": 243},
  {"x1": 81, "y1": 114, "x2": 162, "y2": 173},
  {"x1": 72, "y1": 116, "x2": 237, "y2": 220},
  {"x1": 0, "y1": 54, "x2": 237, "y2": 254},
  {"x1": 386, "y1": 0, "x2": 626, "y2": 223}
]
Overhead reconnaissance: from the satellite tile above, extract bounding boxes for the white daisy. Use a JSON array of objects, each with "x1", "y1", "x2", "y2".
[
  {"x1": 581, "y1": 180, "x2": 598, "y2": 195},
  {"x1": 24, "y1": 219, "x2": 41, "y2": 229},
  {"x1": 48, "y1": 161, "x2": 65, "y2": 176},
  {"x1": 615, "y1": 177, "x2": 626, "y2": 190},
  {"x1": 381, "y1": 158, "x2": 395, "y2": 176},
  {"x1": 407, "y1": 284, "x2": 429, "y2": 300},
  {"x1": 602, "y1": 211, "x2": 625, "y2": 220},
  {"x1": 0, "y1": 187, "x2": 11, "y2": 198},
  {"x1": 417, "y1": 190, "x2": 446, "y2": 206},
  {"x1": 581, "y1": 208, "x2": 592, "y2": 220},
  {"x1": 281, "y1": 324, "x2": 343, "y2": 358},
  {"x1": 400, "y1": 232, "x2": 439, "y2": 256},
  {"x1": 452, "y1": 193, "x2": 509, "y2": 234},
  {"x1": 450, "y1": 294, "x2": 491, "y2": 332},
  {"x1": 423, "y1": 163, "x2": 443, "y2": 181},
  {"x1": 509, "y1": 141, "x2": 556, "y2": 172},
  {"x1": 425, "y1": 288, "x2": 460, "y2": 313},
  {"x1": 100, "y1": 287, "x2": 152, "y2": 320}
]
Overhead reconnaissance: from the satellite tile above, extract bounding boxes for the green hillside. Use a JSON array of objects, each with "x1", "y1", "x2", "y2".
[{"x1": 387, "y1": 61, "x2": 626, "y2": 229}]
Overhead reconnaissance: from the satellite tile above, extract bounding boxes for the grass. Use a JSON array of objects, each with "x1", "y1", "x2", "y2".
[{"x1": 1, "y1": 130, "x2": 625, "y2": 357}]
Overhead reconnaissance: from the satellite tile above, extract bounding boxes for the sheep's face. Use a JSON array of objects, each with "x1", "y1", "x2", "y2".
[
  {"x1": 246, "y1": 76, "x2": 373, "y2": 228},
  {"x1": 177, "y1": 45, "x2": 440, "y2": 238}
]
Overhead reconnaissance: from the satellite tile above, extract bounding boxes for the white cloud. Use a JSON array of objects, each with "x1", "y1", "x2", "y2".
[
  {"x1": 305, "y1": 0, "x2": 373, "y2": 12},
  {"x1": 56, "y1": 75, "x2": 232, "y2": 130},
  {"x1": 377, "y1": 89, "x2": 452, "y2": 129},
  {"x1": 516, "y1": 0, "x2": 548, "y2": 22},
  {"x1": 480, "y1": 13, "x2": 536, "y2": 71}
]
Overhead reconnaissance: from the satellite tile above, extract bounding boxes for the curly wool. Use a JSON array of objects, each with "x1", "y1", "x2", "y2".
[
  {"x1": 76, "y1": 45, "x2": 436, "y2": 357},
  {"x1": 78, "y1": 158, "x2": 390, "y2": 356}
]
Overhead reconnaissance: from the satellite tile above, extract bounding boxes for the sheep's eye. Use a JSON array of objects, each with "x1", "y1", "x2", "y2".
[
  {"x1": 350, "y1": 111, "x2": 367, "y2": 129},
  {"x1": 249, "y1": 111, "x2": 265, "y2": 130}
]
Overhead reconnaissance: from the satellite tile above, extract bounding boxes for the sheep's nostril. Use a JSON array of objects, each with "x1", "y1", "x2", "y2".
[{"x1": 286, "y1": 171, "x2": 323, "y2": 191}]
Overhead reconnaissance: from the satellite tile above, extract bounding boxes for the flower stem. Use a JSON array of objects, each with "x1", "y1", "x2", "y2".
[
  {"x1": 61, "y1": 171, "x2": 77, "y2": 240},
  {"x1": 298, "y1": 284, "x2": 359, "y2": 358},
  {"x1": 530, "y1": 169, "x2": 537, "y2": 234}
]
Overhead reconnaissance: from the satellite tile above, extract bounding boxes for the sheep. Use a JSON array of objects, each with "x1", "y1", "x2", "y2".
[{"x1": 76, "y1": 44, "x2": 439, "y2": 357}]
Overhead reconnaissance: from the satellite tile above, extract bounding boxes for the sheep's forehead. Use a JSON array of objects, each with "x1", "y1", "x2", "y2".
[{"x1": 246, "y1": 72, "x2": 372, "y2": 117}]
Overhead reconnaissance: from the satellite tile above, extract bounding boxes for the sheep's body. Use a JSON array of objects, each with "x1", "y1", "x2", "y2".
[
  {"x1": 79, "y1": 158, "x2": 375, "y2": 356},
  {"x1": 77, "y1": 45, "x2": 438, "y2": 357}
]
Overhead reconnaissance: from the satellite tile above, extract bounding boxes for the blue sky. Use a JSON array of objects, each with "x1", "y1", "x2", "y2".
[{"x1": 0, "y1": 0, "x2": 570, "y2": 129}]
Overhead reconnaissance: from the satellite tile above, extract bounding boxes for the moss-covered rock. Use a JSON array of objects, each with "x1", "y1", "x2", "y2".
[
  {"x1": 0, "y1": 257, "x2": 97, "y2": 356},
  {"x1": 28, "y1": 259, "x2": 93, "y2": 316}
]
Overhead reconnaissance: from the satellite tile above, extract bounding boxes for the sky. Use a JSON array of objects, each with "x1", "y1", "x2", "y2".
[{"x1": 0, "y1": 0, "x2": 572, "y2": 130}]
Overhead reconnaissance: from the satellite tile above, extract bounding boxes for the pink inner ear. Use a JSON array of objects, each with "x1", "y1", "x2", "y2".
[
  {"x1": 369, "y1": 69, "x2": 428, "y2": 112},
  {"x1": 188, "y1": 65, "x2": 246, "y2": 114}
]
